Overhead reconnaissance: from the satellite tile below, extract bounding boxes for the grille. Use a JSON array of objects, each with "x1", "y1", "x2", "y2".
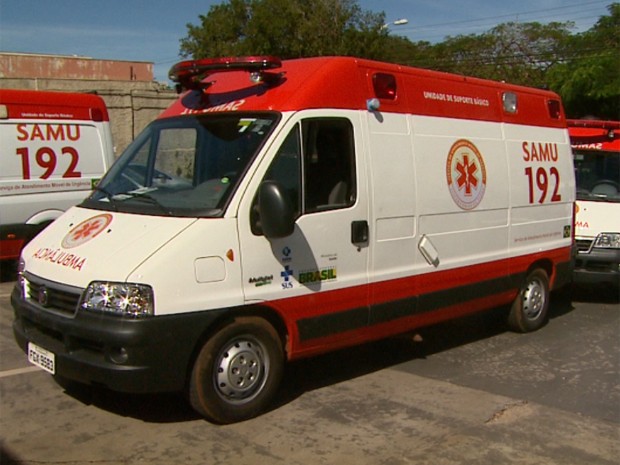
[
  {"x1": 576, "y1": 239, "x2": 593, "y2": 253},
  {"x1": 24, "y1": 273, "x2": 83, "y2": 317}
]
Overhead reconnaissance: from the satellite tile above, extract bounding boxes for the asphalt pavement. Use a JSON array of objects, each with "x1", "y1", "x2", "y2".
[{"x1": 0, "y1": 274, "x2": 618, "y2": 465}]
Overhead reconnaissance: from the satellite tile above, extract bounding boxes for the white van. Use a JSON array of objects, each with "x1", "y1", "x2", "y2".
[
  {"x1": 12, "y1": 57, "x2": 575, "y2": 423},
  {"x1": 0, "y1": 89, "x2": 114, "y2": 260},
  {"x1": 569, "y1": 119, "x2": 620, "y2": 288}
]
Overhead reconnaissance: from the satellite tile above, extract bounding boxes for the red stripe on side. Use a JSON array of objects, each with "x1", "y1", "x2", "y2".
[
  {"x1": 372, "y1": 246, "x2": 571, "y2": 305},
  {"x1": 290, "y1": 290, "x2": 517, "y2": 360},
  {"x1": 264, "y1": 246, "x2": 571, "y2": 360}
]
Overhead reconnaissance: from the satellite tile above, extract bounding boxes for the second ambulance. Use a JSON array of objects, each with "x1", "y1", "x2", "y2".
[
  {"x1": 569, "y1": 119, "x2": 620, "y2": 288},
  {"x1": 0, "y1": 89, "x2": 114, "y2": 260},
  {"x1": 12, "y1": 56, "x2": 575, "y2": 423}
]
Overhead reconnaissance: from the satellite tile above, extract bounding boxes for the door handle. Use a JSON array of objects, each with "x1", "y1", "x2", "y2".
[
  {"x1": 419, "y1": 235, "x2": 440, "y2": 267},
  {"x1": 351, "y1": 220, "x2": 369, "y2": 247}
]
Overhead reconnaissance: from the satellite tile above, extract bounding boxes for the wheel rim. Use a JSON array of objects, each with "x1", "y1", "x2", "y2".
[
  {"x1": 522, "y1": 277, "x2": 546, "y2": 320},
  {"x1": 214, "y1": 337, "x2": 269, "y2": 404}
]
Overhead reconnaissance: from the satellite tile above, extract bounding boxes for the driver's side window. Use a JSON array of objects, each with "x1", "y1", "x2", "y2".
[
  {"x1": 251, "y1": 125, "x2": 302, "y2": 235},
  {"x1": 251, "y1": 117, "x2": 356, "y2": 236},
  {"x1": 303, "y1": 118, "x2": 356, "y2": 212}
]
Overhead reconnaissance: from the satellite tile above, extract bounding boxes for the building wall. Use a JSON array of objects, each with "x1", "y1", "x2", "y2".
[
  {"x1": 0, "y1": 52, "x2": 154, "y2": 82},
  {"x1": 0, "y1": 53, "x2": 178, "y2": 155}
]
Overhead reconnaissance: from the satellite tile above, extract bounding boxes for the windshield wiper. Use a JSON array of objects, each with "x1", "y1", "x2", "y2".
[
  {"x1": 577, "y1": 193, "x2": 620, "y2": 202},
  {"x1": 125, "y1": 190, "x2": 173, "y2": 216},
  {"x1": 91, "y1": 185, "x2": 120, "y2": 211}
]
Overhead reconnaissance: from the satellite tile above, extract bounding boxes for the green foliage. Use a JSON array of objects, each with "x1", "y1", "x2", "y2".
[
  {"x1": 388, "y1": 21, "x2": 575, "y2": 90},
  {"x1": 181, "y1": 0, "x2": 252, "y2": 57},
  {"x1": 180, "y1": 0, "x2": 620, "y2": 119},
  {"x1": 547, "y1": 3, "x2": 620, "y2": 118},
  {"x1": 180, "y1": 0, "x2": 386, "y2": 59}
]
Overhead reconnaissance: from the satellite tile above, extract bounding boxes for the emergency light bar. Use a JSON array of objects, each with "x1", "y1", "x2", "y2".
[
  {"x1": 568, "y1": 119, "x2": 620, "y2": 142},
  {"x1": 169, "y1": 56, "x2": 283, "y2": 92},
  {"x1": 567, "y1": 119, "x2": 620, "y2": 130}
]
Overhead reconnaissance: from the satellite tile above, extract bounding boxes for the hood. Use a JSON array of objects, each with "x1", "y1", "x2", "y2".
[
  {"x1": 575, "y1": 200, "x2": 620, "y2": 239},
  {"x1": 22, "y1": 206, "x2": 196, "y2": 287}
]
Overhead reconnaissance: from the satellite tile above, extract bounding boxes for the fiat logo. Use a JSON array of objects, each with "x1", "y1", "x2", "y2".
[{"x1": 38, "y1": 286, "x2": 50, "y2": 307}]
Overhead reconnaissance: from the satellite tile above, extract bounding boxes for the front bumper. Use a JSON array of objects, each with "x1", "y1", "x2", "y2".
[
  {"x1": 11, "y1": 284, "x2": 226, "y2": 393},
  {"x1": 573, "y1": 247, "x2": 620, "y2": 287}
]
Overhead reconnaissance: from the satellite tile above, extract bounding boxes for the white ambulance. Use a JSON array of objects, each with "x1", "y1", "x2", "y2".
[
  {"x1": 12, "y1": 56, "x2": 575, "y2": 423},
  {"x1": 0, "y1": 89, "x2": 114, "y2": 260},
  {"x1": 569, "y1": 119, "x2": 620, "y2": 288}
]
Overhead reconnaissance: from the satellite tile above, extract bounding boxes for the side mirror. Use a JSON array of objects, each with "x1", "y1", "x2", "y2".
[{"x1": 258, "y1": 180, "x2": 295, "y2": 239}]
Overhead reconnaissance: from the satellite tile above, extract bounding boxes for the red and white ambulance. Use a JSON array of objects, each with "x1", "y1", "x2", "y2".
[
  {"x1": 569, "y1": 119, "x2": 620, "y2": 288},
  {"x1": 12, "y1": 56, "x2": 575, "y2": 423},
  {"x1": 0, "y1": 89, "x2": 114, "y2": 260}
]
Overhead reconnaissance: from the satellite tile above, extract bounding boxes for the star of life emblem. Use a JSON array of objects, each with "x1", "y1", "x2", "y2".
[
  {"x1": 446, "y1": 139, "x2": 487, "y2": 210},
  {"x1": 61, "y1": 214, "x2": 113, "y2": 249}
]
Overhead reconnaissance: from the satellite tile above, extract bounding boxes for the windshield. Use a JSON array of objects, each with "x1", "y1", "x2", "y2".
[
  {"x1": 84, "y1": 114, "x2": 278, "y2": 216},
  {"x1": 573, "y1": 149, "x2": 620, "y2": 203}
]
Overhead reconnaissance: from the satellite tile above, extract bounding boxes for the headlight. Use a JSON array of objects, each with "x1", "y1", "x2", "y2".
[
  {"x1": 593, "y1": 233, "x2": 620, "y2": 249},
  {"x1": 16, "y1": 257, "x2": 26, "y2": 293},
  {"x1": 81, "y1": 282, "x2": 154, "y2": 317}
]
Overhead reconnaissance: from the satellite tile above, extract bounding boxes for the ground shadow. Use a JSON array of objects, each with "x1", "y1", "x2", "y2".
[
  {"x1": 0, "y1": 446, "x2": 21, "y2": 465},
  {"x1": 0, "y1": 259, "x2": 18, "y2": 283},
  {"x1": 56, "y1": 291, "x2": 573, "y2": 424},
  {"x1": 570, "y1": 282, "x2": 619, "y2": 304},
  {"x1": 274, "y1": 292, "x2": 573, "y2": 410},
  {"x1": 55, "y1": 377, "x2": 202, "y2": 423}
]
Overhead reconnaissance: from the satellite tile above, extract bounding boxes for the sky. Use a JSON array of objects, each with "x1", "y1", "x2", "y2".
[{"x1": 0, "y1": 0, "x2": 613, "y2": 83}]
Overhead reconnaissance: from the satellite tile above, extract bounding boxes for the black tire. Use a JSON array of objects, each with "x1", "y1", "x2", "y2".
[
  {"x1": 508, "y1": 269, "x2": 550, "y2": 333},
  {"x1": 188, "y1": 317, "x2": 284, "y2": 424}
]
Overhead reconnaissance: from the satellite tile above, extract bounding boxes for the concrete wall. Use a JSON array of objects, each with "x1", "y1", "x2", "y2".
[
  {"x1": 0, "y1": 77, "x2": 178, "y2": 156},
  {"x1": 98, "y1": 87, "x2": 178, "y2": 155}
]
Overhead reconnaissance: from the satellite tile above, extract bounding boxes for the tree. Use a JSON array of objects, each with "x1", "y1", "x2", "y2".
[
  {"x1": 385, "y1": 9, "x2": 618, "y2": 119},
  {"x1": 396, "y1": 21, "x2": 574, "y2": 90},
  {"x1": 547, "y1": 3, "x2": 620, "y2": 119},
  {"x1": 181, "y1": 0, "x2": 252, "y2": 57},
  {"x1": 381, "y1": 36, "x2": 434, "y2": 68},
  {"x1": 180, "y1": 0, "x2": 387, "y2": 60},
  {"x1": 180, "y1": 1, "x2": 619, "y2": 119}
]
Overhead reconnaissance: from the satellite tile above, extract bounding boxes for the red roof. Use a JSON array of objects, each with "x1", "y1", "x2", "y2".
[
  {"x1": 0, "y1": 89, "x2": 109, "y2": 121},
  {"x1": 568, "y1": 119, "x2": 620, "y2": 151},
  {"x1": 161, "y1": 56, "x2": 565, "y2": 128}
]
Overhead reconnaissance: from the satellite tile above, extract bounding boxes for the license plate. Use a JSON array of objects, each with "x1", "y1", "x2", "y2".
[{"x1": 28, "y1": 342, "x2": 55, "y2": 375}]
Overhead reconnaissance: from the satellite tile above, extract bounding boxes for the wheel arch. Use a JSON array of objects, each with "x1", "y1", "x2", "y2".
[
  {"x1": 525, "y1": 258, "x2": 554, "y2": 284},
  {"x1": 183, "y1": 303, "x2": 289, "y2": 391}
]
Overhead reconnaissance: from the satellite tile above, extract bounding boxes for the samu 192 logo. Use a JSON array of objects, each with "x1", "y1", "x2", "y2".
[{"x1": 446, "y1": 139, "x2": 487, "y2": 210}]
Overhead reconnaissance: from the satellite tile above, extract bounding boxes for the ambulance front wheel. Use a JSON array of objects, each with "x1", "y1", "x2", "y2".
[
  {"x1": 188, "y1": 317, "x2": 284, "y2": 424},
  {"x1": 508, "y1": 269, "x2": 550, "y2": 333}
]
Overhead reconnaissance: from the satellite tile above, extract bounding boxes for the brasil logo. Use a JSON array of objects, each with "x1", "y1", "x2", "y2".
[{"x1": 446, "y1": 139, "x2": 487, "y2": 210}]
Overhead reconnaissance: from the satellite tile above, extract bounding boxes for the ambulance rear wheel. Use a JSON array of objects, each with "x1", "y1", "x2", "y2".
[
  {"x1": 508, "y1": 269, "x2": 550, "y2": 333},
  {"x1": 189, "y1": 317, "x2": 284, "y2": 424}
]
